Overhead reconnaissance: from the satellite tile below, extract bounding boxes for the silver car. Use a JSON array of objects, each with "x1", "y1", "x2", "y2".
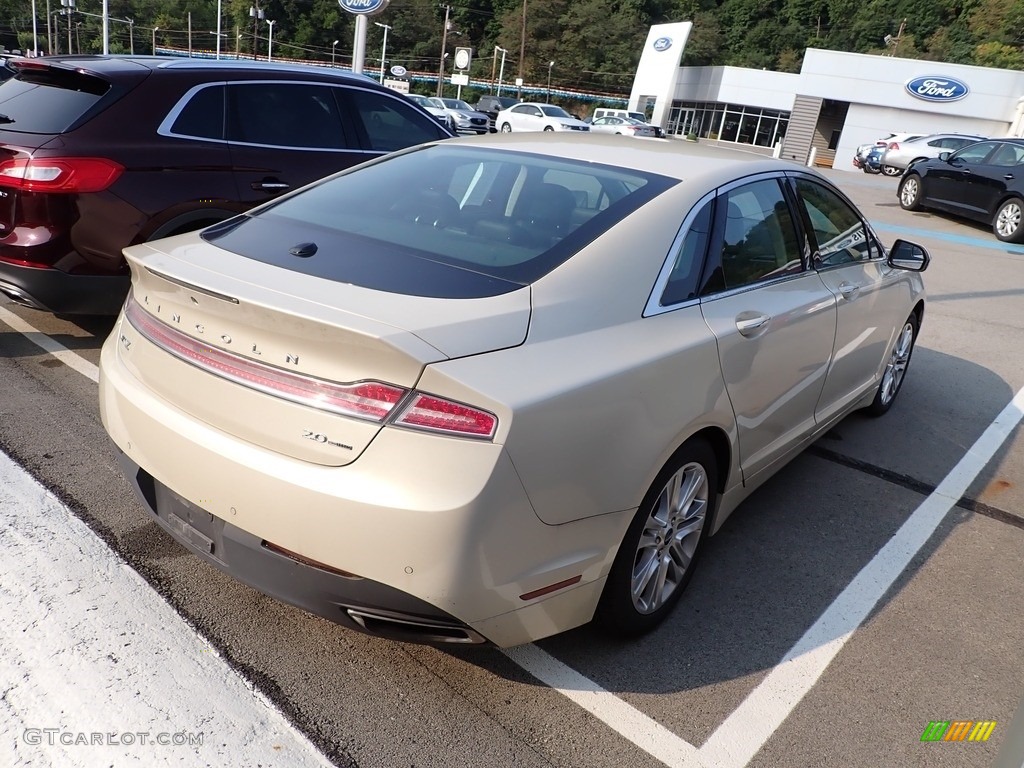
[
  {"x1": 99, "y1": 136, "x2": 928, "y2": 648},
  {"x1": 882, "y1": 133, "x2": 986, "y2": 173},
  {"x1": 589, "y1": 116, "x2": 658, "y2": 137},
  {"x1": 425, "y1": 97, "x2": 490, "y2": 135}
]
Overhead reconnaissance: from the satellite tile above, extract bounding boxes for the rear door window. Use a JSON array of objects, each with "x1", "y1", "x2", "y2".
[
  {"x1": 344, "y1": 89, "x2": 448, "y2": 152},
  {"x1": 226, "y1": 82, "x2": 349, "y2": 149},
  {"x1": 0, "y1": 69, "x2": 109, "y2": 133},
  {"x1": 167, "y1": 84, "x2": 225, "y2": 140}
]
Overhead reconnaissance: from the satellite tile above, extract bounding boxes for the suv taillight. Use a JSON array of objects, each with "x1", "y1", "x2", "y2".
[
  {"x1": 888, "y1": 142, "x2": 899, "y2": 150},
  {"x1": 0, "y1": 157, "x2": 123, "y2": 193}
]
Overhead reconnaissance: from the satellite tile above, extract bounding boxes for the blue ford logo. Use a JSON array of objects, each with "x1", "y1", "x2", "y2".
[
  {"x1": 905, "y1": 75, "x2": 969, "y2": 102},
  {"x1": 338, "y1": 0, "x2": 388, "y2": 15},
  {"x1": 653, "y1": 37, "x2": 672, "y2": 52}
]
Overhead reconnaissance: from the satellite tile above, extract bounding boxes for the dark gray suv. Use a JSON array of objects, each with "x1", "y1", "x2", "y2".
[{"x1": 0, "y1": 56, "x2": 453, "y2": 314}]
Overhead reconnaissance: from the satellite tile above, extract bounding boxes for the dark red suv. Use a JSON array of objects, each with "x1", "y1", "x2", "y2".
[{"x1": 0, "y1": 56, "x2": 452, "y2": 314}]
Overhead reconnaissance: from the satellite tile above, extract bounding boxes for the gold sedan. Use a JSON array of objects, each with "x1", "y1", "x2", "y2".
[{"x1": 99, "y1": 135, "x2": 929, "y2": 647}]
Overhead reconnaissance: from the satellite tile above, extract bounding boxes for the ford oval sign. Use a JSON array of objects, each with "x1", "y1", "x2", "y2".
[
  {"x1": 390, "y1": 65, "x2": 407, "y2": 77},
  {"x1": 338, "y1": 0, "x2": 388, "y2": 15},
  {"x1": 905, "y1": 76, "x2": 969, "y2": 103},
  {"x1": 653, "y1": 37, "x2": 672, "y2": 52}
]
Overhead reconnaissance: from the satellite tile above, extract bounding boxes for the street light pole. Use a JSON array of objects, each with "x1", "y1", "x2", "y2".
[
  {"x1": 546, "y1": 60, "x2": 553, "y2": 102},
  {"x1": 332, "y1": 39, "x2": 339, "y2": 65},
  {"x1": 374, "y1": 22, "x2": 391, "y2": 85},
  {"x1": 151, "y1": 25, "x2": 157, "y2": 54},
  {"x1": 518, "y1": 0, "x2": 526, "y2": 98},
  {"x1": 267, "y1": 19, "x2": 275, "y2": 61},
  {"x1": 496, "y1": 46, "x2": 507, "y2": 97},
  {"x1": 31, "y1": 0, "x2": 39, "y2": 55},
  {"x1": 126, "y1": 17, "x2": 133, "y2": 54},
  {"x1": 437, "y1": 5, "x2": 451, "y2": 98},
  {"x1": 215, "y1": 0, "x2": 222, "y2": 59}
]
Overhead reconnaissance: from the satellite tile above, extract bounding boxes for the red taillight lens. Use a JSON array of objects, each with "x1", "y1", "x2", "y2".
[
  {"x1": 124, "y1": 295, "x2": 406, "y2": 421},
  {"x1": 0, "y1": 157, "x2": 124, "y2": 193},
  {"x1": 888, "y1": 142, "x2": 899, "y2": 150},
  {"x1": 123, "y1": 294, "x2": 499, "y2": 439},
  {"x1": 394, "y1": 394, "x2": 497, "y2": 439}
]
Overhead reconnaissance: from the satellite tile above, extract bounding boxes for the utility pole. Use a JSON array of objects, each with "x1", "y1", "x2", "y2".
[
  {"x1": 436, "y1": 4, "x2": 451, "y2": 98},
  {"x1": 518, "y1": 0, "x2": 526, "y2": 98},
  {"x1": 250, "y1": 3, "x2": 264, "y2": 60},
  {"x1": 886, "y1": 18, "x2": 906, "y2": 57}
]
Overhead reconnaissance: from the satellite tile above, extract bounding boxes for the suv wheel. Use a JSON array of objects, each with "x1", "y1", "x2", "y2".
[{"x1": 500, "y1": 123, "x2": 511, "y2": 133}]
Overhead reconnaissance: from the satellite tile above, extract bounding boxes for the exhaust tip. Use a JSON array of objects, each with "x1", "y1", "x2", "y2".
[{"x1": 345, "y1": 608, "x2": 487, "y2": 645}]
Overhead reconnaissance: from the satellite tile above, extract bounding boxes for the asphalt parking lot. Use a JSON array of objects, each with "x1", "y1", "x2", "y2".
[{"x1": 0, "y1": 155, "x2": 1022, "y2": 768}]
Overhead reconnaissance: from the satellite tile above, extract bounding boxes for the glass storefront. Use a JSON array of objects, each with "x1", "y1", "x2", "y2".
[{"x1": 668, "y1": 101, "x2": 789, "y2": 149}]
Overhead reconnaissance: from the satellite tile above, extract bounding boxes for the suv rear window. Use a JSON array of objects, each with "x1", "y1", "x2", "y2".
[
  {"x1": 202, "y1": 145, "x2": 675, "y2": 298},
  {"x1": 0, "y1": 68, "x2": 109, "y2": 133}
]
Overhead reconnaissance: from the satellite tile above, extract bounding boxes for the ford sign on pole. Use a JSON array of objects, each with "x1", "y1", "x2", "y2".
[
  {"x1": 339, "y1": 0, "x2": 388, "y2": 13},
  {"x1": 905, "y1": 76, "x2": 969, "y2": 102},
  {"x1": 339, "y1": 0, "x2": 389, "y2": 74}
]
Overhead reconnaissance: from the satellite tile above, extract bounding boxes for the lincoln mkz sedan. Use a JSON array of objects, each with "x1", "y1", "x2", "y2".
[{"x1": 99, "y1": 136, "x2": 929, "y2": 647}]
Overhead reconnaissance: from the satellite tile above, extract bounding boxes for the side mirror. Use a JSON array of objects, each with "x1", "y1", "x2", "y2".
[
  {"x1": 938, "y1": 151, "x2": 952, "y2": 162},
  {"x1": 888, "y1": 239, "x2": 930, "y2": 272}
]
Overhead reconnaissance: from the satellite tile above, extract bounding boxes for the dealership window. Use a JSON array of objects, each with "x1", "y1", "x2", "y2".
[{"x1": 670, "y1": 101, "x2": 789, "y2": 149}]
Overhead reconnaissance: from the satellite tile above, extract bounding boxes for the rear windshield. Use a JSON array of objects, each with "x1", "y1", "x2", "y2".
[
  {"x1": 0, "y1": 68, "x2": 109, "y2": 133},
  {"x1": 203, "y1": 144, "x2": 676, "y2": 298}
]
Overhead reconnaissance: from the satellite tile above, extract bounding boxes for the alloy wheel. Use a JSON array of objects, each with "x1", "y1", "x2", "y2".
[
  {"x1": 996, "y1": 201, "x2": 1023, "y2": 240},
  {"x1": 879, "y1": 321, "x2": 914, "y2": 407},
  {"x1": 899, "y1": 177, "x2": 920, "y2": 208},
  {"x1": 630, "y1": 461, "x2": 708, "y2": 614}
]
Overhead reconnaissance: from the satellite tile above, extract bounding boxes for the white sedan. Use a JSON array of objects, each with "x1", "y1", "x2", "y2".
[
  {"x1": 496, "y1": 102, "x2": 590, "y2": 133},
  {"x1": 589, "y1": 116, "x2": 658, "y2": 137}
]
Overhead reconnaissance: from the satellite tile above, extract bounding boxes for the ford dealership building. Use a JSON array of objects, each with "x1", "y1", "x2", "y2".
[{"x1": 629, "y1": 23, "x2": 1024, "y2": 171}]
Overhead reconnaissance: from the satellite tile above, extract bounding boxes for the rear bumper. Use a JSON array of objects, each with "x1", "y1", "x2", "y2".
[
  {"x1": 99, "y1": 323, "x2": 630, "y2": 647},
  {"x1": 0, "y1": 260, "x2": 128, "y2": 315},
  {"x1": 117, "y1": 451, "x2": 488, "y2": 644}
]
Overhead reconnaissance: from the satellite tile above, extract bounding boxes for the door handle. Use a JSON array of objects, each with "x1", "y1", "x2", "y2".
[
  {"x1": 252, "y1": 180, "x2": 290, "y2": 192},
  {"x1": 735, "y1": 313, "x2": 771, "y2": 337},
  {"x1": 838, "y1": 281, "x2": 860, "y2": 300},
  {"x1": 1005, "y1": 174, "x2": 1015, "y2": 180}
]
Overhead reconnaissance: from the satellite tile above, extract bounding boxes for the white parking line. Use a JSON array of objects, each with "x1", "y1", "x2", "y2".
[
  {"x1": 0, "y1": 305, "x2": 100, "y2": 383},
  {"x1": 699, "y1": 386, "x2": 1024, "y2": 768},
  {"x1": 2, "y1": 306, "x2": 1021, "y2": 768},
  {"x1": 0, "y1": 450, "x2": 335, "y2": 767},
  {"x1": 503, "y1": 645, "x2": 705, "y2": 767}
]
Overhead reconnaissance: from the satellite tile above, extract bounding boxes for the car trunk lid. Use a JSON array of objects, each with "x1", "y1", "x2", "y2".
[{"x1": 117, "y1": 236, "x2": 530, "y2": 466}]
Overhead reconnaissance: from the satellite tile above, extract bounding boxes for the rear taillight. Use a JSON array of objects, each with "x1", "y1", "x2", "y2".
[
  {"x1": 0, "y1": 157, "x2": 123, "y2": 193},
  {"x1": 888, "y1": 142, "x2": 899, "y2": 150},
  {"x1": 124, "y1": 294, "x2": 498, "y2": 440},
  {"x1": 394, "y1": 394, "x2": 497, "y2": 439}
]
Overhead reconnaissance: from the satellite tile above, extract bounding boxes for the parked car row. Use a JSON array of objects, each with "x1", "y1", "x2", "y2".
[
  {"x1": 853, "y1": 132, "x2": 985, "y2": 176},
  {"x1": 898, "y1": 137, "x2": 1024, "y2": 243}
]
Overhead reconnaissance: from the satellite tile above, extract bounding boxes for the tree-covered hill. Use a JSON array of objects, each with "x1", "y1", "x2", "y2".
[{"x1": 2, "y1": 0, "x2": 1021, "y2": 96}]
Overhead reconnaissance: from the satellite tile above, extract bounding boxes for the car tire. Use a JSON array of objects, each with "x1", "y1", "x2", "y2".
[
  {"x1": 881, "y1": 165, "x2": 902, "y2": 177},
  {"x1": 594, "y1": 438, "x2": 717, "y2": 636},
  {"x1": 898, "y1": 174, "x2": 924, "y2": 211},
  {"x1": 993, "y1": 197, "x2": 1024, "y2": 243},
  {"x1": 499, "y1": 123, "x2": 511, "y2": 133},
  {"x1": 862, "y1": 166, "x2": 880, "y2": 175},
  {"x1": 543, "y1": 126, "x2": 554, "y2": 132},
  {"x1": 865, "y1": 312, "x2": 918, "y2": 417}
]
